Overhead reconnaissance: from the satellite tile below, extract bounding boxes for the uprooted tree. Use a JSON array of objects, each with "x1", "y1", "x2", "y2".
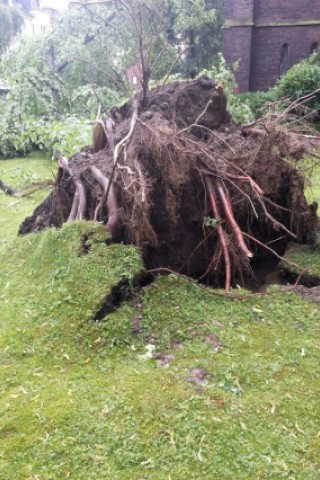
[
  {"x1": 15, "y1": 0, "x2": 320, "y2": 290},
  {"x1": 20, "y1": 75, "x2": 320, "y2": 289}
]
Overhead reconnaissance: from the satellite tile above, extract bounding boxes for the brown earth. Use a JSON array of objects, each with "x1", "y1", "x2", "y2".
[{"x1": 19, "y1": 76, "x2": 319, "y2": 288}]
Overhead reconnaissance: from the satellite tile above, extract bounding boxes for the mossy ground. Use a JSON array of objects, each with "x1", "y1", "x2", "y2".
[
  {"x1": 280, "y1": 243, "x2": 320, "y2": 285},
  {"x1": 0, "y1": 156, "x2": 320, "y2": 479}
]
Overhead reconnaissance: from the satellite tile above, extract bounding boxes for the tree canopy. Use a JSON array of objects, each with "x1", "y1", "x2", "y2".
[
  {"x1": 0, "y1": 0, "x2": 226, "y2": 158},
  {"x1": 1, "y1": 0, "x2": 225, "y2": 115}
]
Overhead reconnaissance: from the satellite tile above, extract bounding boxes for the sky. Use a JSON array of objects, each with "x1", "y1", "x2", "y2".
[{"x1": 42, "y1": 0, "x2": 69, "y2": 11}]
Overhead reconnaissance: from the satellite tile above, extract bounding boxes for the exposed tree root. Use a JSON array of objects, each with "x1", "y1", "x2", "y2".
[
  {"x1": 256, "y1": 195, "x2": 297, "y2": 239},
  {"x1": 19, "y1": 76, "x2": 320, "y2": 288},
  {"x1": 90, "y1": 165, "x2": 109, "y2": 220},
  {"x1": 216, "y1": 181, "x2": 253, "y2": 259},
  {"x1": 204, "y1": 176, "x2": 231, "y2": 291},
  {"x1": 112, "y1": 98, "x2": 139, "y2": 167},
  {"x1": 59, "y1": 156, "x2": 87, "y2": 221},
  {"x1": 68, "y1": 186, "x2": 80, "y2": 222}
]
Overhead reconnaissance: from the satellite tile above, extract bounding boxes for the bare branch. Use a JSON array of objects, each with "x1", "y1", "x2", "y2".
[{"x1": 161, "y1": 45, "x2": 189, "y2": 88}]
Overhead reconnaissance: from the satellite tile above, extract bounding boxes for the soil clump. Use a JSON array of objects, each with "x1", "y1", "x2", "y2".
[{"x1": 19, "y1": 76, "x2": 319, "y2": 288}]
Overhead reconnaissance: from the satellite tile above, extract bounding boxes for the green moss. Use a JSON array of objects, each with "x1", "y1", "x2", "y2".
[
  {"x1": 279, "y1": 243, "x2": 320, "y2": 285},
  {"x1": 0, "y1": 227, "x2": 320, "y2": 478}
]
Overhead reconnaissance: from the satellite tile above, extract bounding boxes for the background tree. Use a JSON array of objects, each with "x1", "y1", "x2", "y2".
[
  {"x1": 167, "y1": 0, "x2": 225, "y2": 78},
  {"x1": 0, "y1": 2, "x2": 24, "y2": 57},
  {"x1": 0, "y1": 0, "x2": 226, "y2": 158},
  {"x1": 1, "y1": 0, "x2": 226, "y2": 117}
]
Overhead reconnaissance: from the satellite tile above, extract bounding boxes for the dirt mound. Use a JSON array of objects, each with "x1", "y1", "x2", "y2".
[{"x1": 20, "y1": 76, "x2": 319, "y2": 288}]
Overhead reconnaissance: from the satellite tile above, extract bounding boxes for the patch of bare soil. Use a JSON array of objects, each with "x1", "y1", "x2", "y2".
[
  {"x1": 285, "y1": 285, "x2": 320, "y2": 303},
  {"x1": 19, "y1": 76, "x2": 320, "y2": 289}
]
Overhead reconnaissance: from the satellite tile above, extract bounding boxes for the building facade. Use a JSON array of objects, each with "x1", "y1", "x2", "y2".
[
  {"x1": 223, "y1": 0, "x2": 320, "y2": 92},
  {"x1": 1, "y1": 0, "x2": 61, "y2": 36}
]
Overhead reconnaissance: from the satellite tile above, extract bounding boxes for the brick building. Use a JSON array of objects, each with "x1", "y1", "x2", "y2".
[{"x1": 223, "y1": 0, "x2": 320, "y2": 92}]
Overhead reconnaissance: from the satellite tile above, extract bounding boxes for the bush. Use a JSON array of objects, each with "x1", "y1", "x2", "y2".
[
  {"x1": 70, "y1": 84, "x2": 124, "y2": 117},
  {"x1": 238, "y1": 52, "x2": 320, "y2": 120},
  {"x1": 276, "y1": 53, "x2": 320, "y2": 114},
  {"x1": 239, "y1": 90, "x2": 280, "y2": 118},
  {"x1": 202, "y1": 54, "x2": 255, "y2": 124},
  {"x1": 0, "y1": 115, "x2": 92, "y2": 159}
]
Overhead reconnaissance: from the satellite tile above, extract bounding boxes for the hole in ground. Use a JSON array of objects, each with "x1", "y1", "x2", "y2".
[{"x1": 93, "y1": 272, "x2": 155, "y2": 321}]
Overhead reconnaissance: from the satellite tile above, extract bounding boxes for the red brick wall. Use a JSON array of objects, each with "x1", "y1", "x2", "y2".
[
  {"x1": 254, "y1": 0, "x2": 320, "y2": 24},
  {"x1": 224, "y1": 27, "x2": 253, "y2": 92},
  {"x1": 223, "y1": 0, "x2": 320, "y2": 92},
  {"x1": 226, "y1": 0, "x2": 254, "y2": 19},
  {"x1": 223, "y1": 0, "x2": 254, "y2": 92},
  {"x1": 250, "y1": 25, "x2": 320, "y2": 91}
]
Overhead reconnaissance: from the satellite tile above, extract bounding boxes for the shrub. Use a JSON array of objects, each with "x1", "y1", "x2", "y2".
[
  {"x1": 0, "y1": 115, "x2": 92, "y2": 159},
  {"x1": 203, "y1": 54, "x2": 255, "y2": 124},
  {"x1": 276, "y1": 52, "x2": 320, "y2": 111},
  {"x1": 239, "y1": 90, "x2": 280, "y2": 118}
]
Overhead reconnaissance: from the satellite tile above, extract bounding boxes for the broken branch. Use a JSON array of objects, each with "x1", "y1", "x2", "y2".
[{"x1": 0, "y1": 178, "x2": 17, "y2": 196}]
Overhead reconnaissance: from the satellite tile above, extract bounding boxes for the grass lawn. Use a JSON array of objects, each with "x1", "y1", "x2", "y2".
[
  {"x1": 0, "y1": 152, "x2": 55, "y2": 252},
  {"x1": 0, "y1": 155, "x2": 320, "y2": 479},
  {"x1": 304, "y1": 159, "x2": 320, "y2": 205}
]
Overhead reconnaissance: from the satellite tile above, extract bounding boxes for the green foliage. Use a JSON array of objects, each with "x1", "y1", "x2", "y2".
[
  {"x1": 276, "y1": 52, "x2": 320, "y2": 112},
  {"x1": 239, "y1": 89, "x2": 280, "y2": 118},
  {"x1": 0, "y1": 114, "x2": 92, "y2": 159},
  {"x1": 0, "y1": 30, "x2": 123, "y2": 157},
  {"x1": 203, "y1": 55, "x2": 255, "y2": 124},
  {"x1": 0, "y1": 4, "x2": 133, "y2": 158},
  {"x1": 203, "y1": 216, "x2": 223, "y2": 228},
  {"x1": 242, "y1": 52, "x2": 320, "y2": 120},
  {"x1": 44, "y1": 6, "x2": 130, "y2": 102},
  {"x1": 168, "y1": 0, "x2": 224, "y2": 77},
  {"x1": 70, "y1": 84, "x2": 124, "y2": 117},
  {"x1": 2, "y1": 37, "x2": 62, "y2": 116}
]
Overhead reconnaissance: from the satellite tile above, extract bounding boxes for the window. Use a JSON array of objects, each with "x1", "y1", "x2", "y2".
[
  {"x1": 280, "y1": 43, "x2": 289, "y2": 76},
  {"x1": 311, "y1": 42, "x2": 319, "y2": 53},
  {"x1": 132, "y1": 75, "x2": 138, "y2": 86}
]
